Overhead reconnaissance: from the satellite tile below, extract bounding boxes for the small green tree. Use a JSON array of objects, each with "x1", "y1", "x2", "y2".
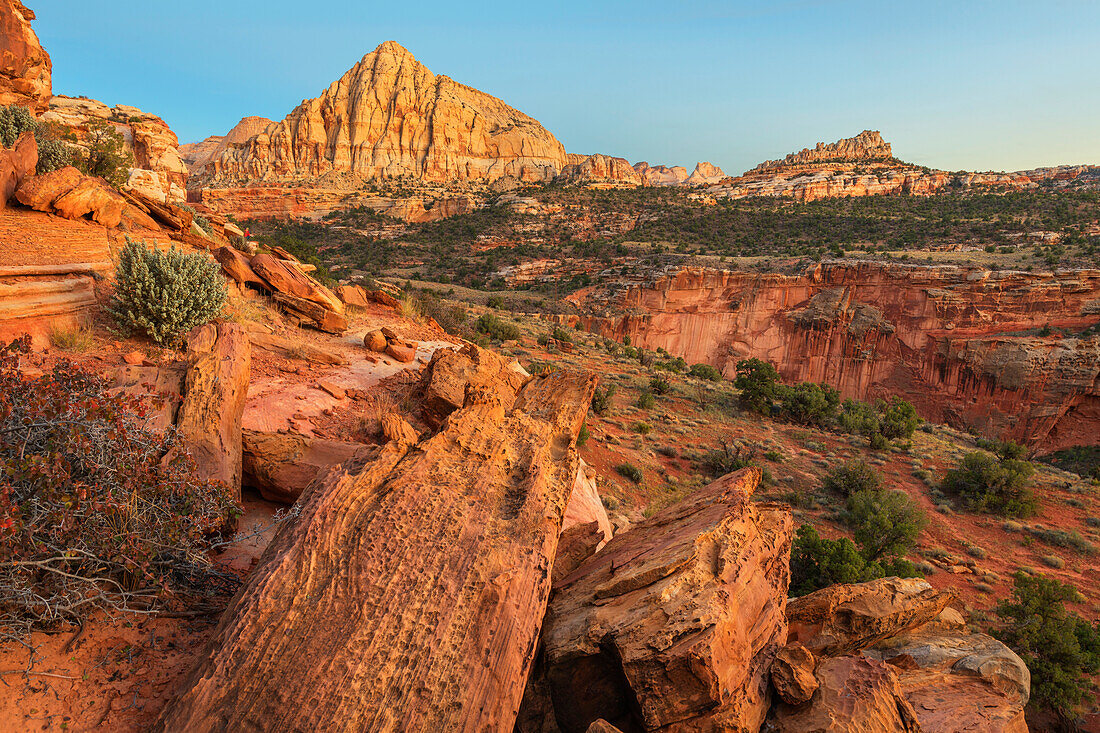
[
  {"x1": 844, "y1": 489, "x2": 927, "y2": 561},
  {"x1": 76, "y1": 118, "x2": 134, "y2": 188},
  {"x1": 702, "y1": 440, "x2": 756, "y2": 477},
  {"x1": 649, "y1": 374, "x2": 672, "y2": 395},
  {"x1": 109, "y1": 239, "x2": 227, "y2": 345},
  {"x1": 823, "y1": 459, "x2": 882, "y2": 496},
  {"x1": 994, "y1": 572, "x2": 1100, "y2": 727},
  {"x1": 941, "y1": 451, "x2": 1038, "y2": 517},
  {"x1": 734, "y1": 358, "x2": 780, "y2": 412},
  {"x1": 590, "y1": 384, "x2": 617, "y2": 416},
  {"x1": 688, "y1": 363, "x2": 722, "y2": 381},
  {"x1": 778, "y1": 382, "x2": 840, "y2": 426},
  {"x1": 789, "y1": 525, "x2": 881, "y2": 596},
  {"x1": 878, "y1": 396, "x2": 920, "y2": 440}
]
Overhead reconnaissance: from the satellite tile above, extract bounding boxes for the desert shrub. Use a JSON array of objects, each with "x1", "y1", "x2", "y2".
[
  {"x1": 823, "y1": 459, "x2": 882, "y2": 496},
  {"x1": 615, "y1": 462, "x2": 643, "y2": 484},
  {"x1": 734, "y1": 358, "x2": 780, "y2": 412},
  {"x1": 636, "y1": 391, "x2": 655, "y2": 409},
  {"x1": 702, "y1": 440, "x2": 756, "y2": 477},
  {"x1": 0, "y1": 338, "x2": 240, "y2": 636},
  {"x1": 778, "y1": 382, "x2": 840, "y2": 426},
  {"x1": 789, "y1": 525, "x2": 919, "y2": 597},
  {"x1": 576, "y1": 422, "x2": 590, "y2": 448},
  {"x1": 975, "y1": 438, "x2": 1028, "y2": 460},
  {"x1": 764, "y1": 449, "x2": 784, "y2": 462},
  {"x1": 591, "y1": 384, "x2": 617, "y2": 416},
  {"x1": 649, "y1": 374, "x2": 672, "y2": 395},
  {"x1": 0, "y1": 104, "x2": 35, "y2": 146},
  {"x1": 688, "y1": 363, "x2": 722, "y2": 382},
  {"x1": 994, "y1": 572, "x2": 1100, "y2": 725},
  {"x1": 878, "y1": 396, "x2": 920, "y2": 440},
  {"x1": 550, "y1": 326, "x2": 573, "y2": 344},
  {"x1": 656, "y1": 445, "x2": 678, "y2": 458},
  {"x1": 837, "y1": 396, "x2": 918, "y2": 446},
  {"x1": 402, "y1": 291, "x2": 467, "y2": 336},
  {"x1": 941, "y1": 451, "x2": 1038, "y2": 517},
  {"x1": 474, "y1": 313, "x2": 520, "y2": 341},
  {"x1": 633, "y1": 421, "x2": 653, "y2": 435},
  {"x1": 486, "y1": 295, "x2": 504, "y2": 309},
  {"x1": 108, "y1": 239, "x2": 227, "y2": 345},
  {"x1": 838, "y1": 398, "x2": 879, "y2": 436},
  {"x1": 844, "y1": 489, "x2": 927, "y2": 561},
  {"x1": 48, "y1": 326, "x2": 93, "y2": 352},
  {"x1": 0, "y1": 106, "x2": 71, "y2": 173},
  {"x1": 74, "y1": 118, "x2": 134, "y2": 188},
  {"x1": 1041, "y1": 554, "x2": 1066, "y2": 569}
]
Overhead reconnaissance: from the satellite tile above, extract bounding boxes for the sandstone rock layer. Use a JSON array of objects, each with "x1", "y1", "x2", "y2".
[
  {"x1": 536, "y1": 467, "x2": 793, "y2": 733},
  {"x1": 156, "y1": 367, "x2": 596, "y2": 732},
  {"x1": 0, "y1": 0, "x2": 51, "y2": 112}
]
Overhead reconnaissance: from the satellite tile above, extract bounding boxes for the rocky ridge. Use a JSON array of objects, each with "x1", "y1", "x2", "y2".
[{"x1": 0, "y1": 0, "x2": 51, "y2": 112}]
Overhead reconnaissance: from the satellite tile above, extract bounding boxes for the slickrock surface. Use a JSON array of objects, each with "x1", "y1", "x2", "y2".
[
  {"x1": 778, "y1": 578, "x2": 1030, "y2": 733},
  {"x1": 200, "y1": 41, "x2": 566, "y2": 188},
  {"x1": 176, "y1": 323, "x2": 251, "y2": 496},
  {"x1": 0, "y1": 0, "x2": 51, "y2": 112},
  {"x1": 535, "y1": 467, "x2": 793, "y2": 733},
  {"x1": 567, "y1": 260, "x2": 1100, "y2": 450},
  {"x1": 156, "y1": 367, "x2": 596, "y2": 732}
]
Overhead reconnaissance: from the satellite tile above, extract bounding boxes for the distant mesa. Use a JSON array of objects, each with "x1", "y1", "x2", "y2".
[
  {"x1": 180, "y1": 116, "x2": 274, "y2": 173},
  {"x1": 749, "y1": 130, "x2": 895, "y2": 173}
]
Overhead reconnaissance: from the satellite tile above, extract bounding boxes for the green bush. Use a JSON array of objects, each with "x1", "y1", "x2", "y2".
[
  {"x1": 649, "y1": 374, "x2": 672, "y2": 395},
  {"x1": 74, "y1": 118, "x2": 134, "y2": 188},
  {"x1": 878, "y1": 397, "x2": 920, "y2": 440},
  {"x1": 550, "y1": 326, "x2": 573, "y2": 344},
  {"x1": 633, "y1": 421, "x2": 653, "y2": 435},
  {"x1": 702, "y1": 440, "x2": 756, "y2": 477},
  {"x1": 591, "y1": 384, "x2": 617, "y2": 416},
  {"x1": 636, "y1": 391, "x2": 656, "y2": 409},
  {"x1": 0, "y1": 104, "x2": 34, "y2": 147},
  {"x1": 576, "y1": 422, "x2": 590, "y2": 447},
  {"x1": 0, "y1": 106, "x2": 72, "y2": 174},
  {"x1": 108, "y1": 239, "x2": 227, "y2": 345},
  {"x1": 941, "y1": 452, "x2": 1038, "y2": 517},
  {"x1": 615, "y1": 462, "x2": 643, "y2": 484},
  {"x1": 823, "y1": 459, "x2": 882, "y2": 496},
  {"x1": 778, "y1": 382, "x2": 840, "y2": 426},
  {"x1": 994, "y1": 573, "x2": 1100, "y2": 725},
  {"x1": 975, "y1": 438, "x2": 1028, "y2": 460},
  {"x1": 688, "y1": 363, "x2": 723, "y2": 382},
  {"x1": 789, "y1": 525, "x2": 919, "y2": 597},
  {"x1": 486, "y1": 295, "x2": 504, "y2": 309},
  {"x1": 475, "y1": 312, "x2": 520, "y2": 341},
  {"x1": 734, "y1": 358, "x2": 779, "y2": 411},
  {"x1": 844, "y1": 489, "x2": 927, "y2": 561}
]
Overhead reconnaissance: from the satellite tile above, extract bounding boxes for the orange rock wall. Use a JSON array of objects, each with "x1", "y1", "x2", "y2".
[{"x1": 569, "y1": 262, "x2": 1100, "y2": 450}]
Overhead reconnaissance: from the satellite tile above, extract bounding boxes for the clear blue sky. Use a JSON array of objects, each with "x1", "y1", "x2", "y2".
[{"x1": 30, "y1": 0, "x2": 1100, "y2": 174}]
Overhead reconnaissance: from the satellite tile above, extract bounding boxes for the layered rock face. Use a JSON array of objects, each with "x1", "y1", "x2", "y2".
[
  {"x1": 751, "y1": 130, "x2": 894, "y2": 172},
  {"x1": 684, "y1": 160, "x2": 726, "y2": 185},
  {"x1": 42, "y1": 96, "x2": 188, "y2": 202},
  {"x1": 178, "y1": 115, "x2": 273, "y2": 173},
  {"x1": 567, "y1": 261, "x2": 1100, "y2": 450},
  {"x1": 559, "y1": 154, "x2": 643, "y2": 186},
  {"x1": 770, "y1": 578, "x2": 1030, "y2": 733},
  {"x1": 0, "y1": 0, "x2": 51, "y2": 113},
  {"x1": 156, "y1": 362, "x2": 596, "y2": 732},
  {"x1": 201, "y1": 41, "x2": 567, "y2": 188},
  {"x1": 529, "y1": 467, "x2": 793, "y2": 733},
  {"x1": 633, "y1": 161, "x2": 689, "y2": 186}
]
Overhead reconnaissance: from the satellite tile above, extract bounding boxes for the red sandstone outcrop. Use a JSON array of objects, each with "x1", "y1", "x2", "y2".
[
  {"x1": 16, "y1": 166, "x2": 126, "y2": 227},
  {"x1": 0, "y1": 129, "x2": 36, "y2": 207},
  {"x1": 42, "y1": 96, "x2": 188, "y2": 202},
  {"x1": 419, "y1": 343, "x2": 532, "y2": 427},
  {"x1": 773, "y1": 578, "x2": 1030, "y2": 733},
  {"x1": 531, "y1": 467, "x2": 792, "y2": 733},
  {"x1": 200, "y1": 41, "x2": 566, "y2": 189},
  {"x1": 751, "y1": 130, "x2": 894, "y2": 172},
  {"x1": 567, "y1": 261, "x2": 1100, "y2": 450},
  {"x1": 241, "y1": 430, "x2": 377, "y2": 503},
  {"x1": 155, "y1": 367, "x2": 596, "y2": 732},
  {"x1": 559, "y1": 154, "x2": 643, "y2": 186},
  {"x1": 633, "y1": 161, "x2": 689, "y2": 186},
  {"x1": 175, "y1": 323, "x2": 250, "y2": 496},
  {"x1": 0, "y1": 0, "x2": 51, "y2": 113}
]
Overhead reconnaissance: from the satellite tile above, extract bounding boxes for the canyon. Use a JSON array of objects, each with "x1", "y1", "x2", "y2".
[{"x1": 564, "y1": 260, "x2": 1100, "y2": 452}]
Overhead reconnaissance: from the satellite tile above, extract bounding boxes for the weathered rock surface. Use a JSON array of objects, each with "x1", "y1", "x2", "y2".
[
  {"x1": 786, "y1": 577, "x2": 960, "y2": 657},
  {"x1": 176, "y1": 323, "x2": 250, "y2": 496},
  {"x1": 633, "y1": 161, "x2": 690, "y2": 186},
  {"x1": 179, "y1": 115, "x2": 274, "y2": 173},
  {"x1": 765, "y1": 655, "x2": 921, "y2": 732},
  {"x1": 200, "y1": 41, "x2": 566, "y2": 189},
  {"x1": 568, "y1": 260, "x2": 1100, "y2": 450},
  {"x1": 213, "y1": 245, "x2": 265, "y2": 287},
  {"x1": 156, "y1": 367, "x2": 596, "y2": 732},
  {"x1": 684, "y1": 161, "x2": 726, "y2": 186},
  {"x1": 561, "y1": 458, "x2": 612, "y2": 547},
  {"x1": 247, "y1": 331, "x2": 347, "y2": 365},
  {"x1": 14, "y1": 165, "x2": 82, "y2": 210},
  {"x1": 536, "y1": 467, "x2": 793, "y2": 733},
  {"x1": 15, "y1": 166, "x2": 127, "y2": 227},
  {"x1": 0, "y1": 0, "x2": 51, "y2": 112},
  {"x1": 780, "y1": 579, "x2": 1030, "y2": 733},
  {"x1": 0, "y1": 129, "x2": 36, "y2": 207},
  {"x1": 769, "y1": 642, "x2": 818, "y2": 705},
  {"x1": 242, "y1": 429, "x2": 377, "y2": 503},
  {"x1": 420, "y1": 343, "x2": 532, "y2": 427}
]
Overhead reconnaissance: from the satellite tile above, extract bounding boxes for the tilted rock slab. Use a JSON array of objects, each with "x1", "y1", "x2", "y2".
[
  {"x1": 536, "y1": 467, "x2": 793, "y2": 733},
  {"x1": 156, "y1": 368, "x2": 597, "y2": 732}
]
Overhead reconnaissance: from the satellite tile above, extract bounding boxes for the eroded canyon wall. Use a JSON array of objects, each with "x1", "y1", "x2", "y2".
[{"x1": 567, "y1": 261, "x2": 1100, "y2": 451}]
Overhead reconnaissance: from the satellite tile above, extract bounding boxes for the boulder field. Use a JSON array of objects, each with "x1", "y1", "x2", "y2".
[{"x1": 563, "y1": 259, "x2": 1100, "y2": 451}]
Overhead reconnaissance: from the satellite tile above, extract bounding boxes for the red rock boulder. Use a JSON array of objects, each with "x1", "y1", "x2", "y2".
[
  {"x1": 0, "y1": 129, "x2": 36, "y2": 207},
  {"x1": 242, "y1": 430, "x2": 377, "y2": 504},
  {"x1": 52, "y1": 176, "x2": 126, "y2": 227},
  {"x1": 14, "y1": 165, "x2": 81, "y2": 211}
]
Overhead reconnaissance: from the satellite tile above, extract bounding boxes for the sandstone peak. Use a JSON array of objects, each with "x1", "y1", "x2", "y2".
[
  {"x1": 750, "y1": 130, "x2": 894, "y2": 173},
  {"x1": 200, "y1": 41, "x2": 567, "y2": 186},
  {"x1": 0, "y1": 0, "x2": 52, "y2": 113}
]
